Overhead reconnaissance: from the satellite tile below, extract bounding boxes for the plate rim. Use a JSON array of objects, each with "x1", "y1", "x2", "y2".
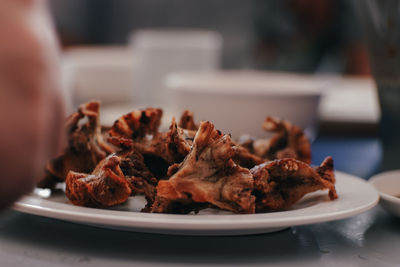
[{"x1": 13, "y1": 171, "x2": 379, "y2": 232}]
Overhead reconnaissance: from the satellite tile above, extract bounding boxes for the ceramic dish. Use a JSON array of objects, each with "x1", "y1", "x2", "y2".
[
  {"x1": 14, "y1": 171, "x2": 378, "y2": 236},
  {"x1": 165, "y1": 71, "x2": 323, "y2": 139},
  {"x1": 369, "y1": 170, "x2": 400, "y2": 217}
]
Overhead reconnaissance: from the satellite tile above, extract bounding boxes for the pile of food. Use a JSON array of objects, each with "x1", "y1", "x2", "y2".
[{"x1": 39, "y1": 101, "x2": 337, "y2": 214}]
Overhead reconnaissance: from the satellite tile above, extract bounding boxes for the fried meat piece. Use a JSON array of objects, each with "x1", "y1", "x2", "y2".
[
  {"x1": 38, "y1": 101, "x2": 115, "y2": 188},
  {"x1": 118, "y1": 150, "x2": 157, "y2": 186},
  {"x1": 232, "y1": 135, "x2": 266, "y2": 169},
  {"x1": 178, "y1": 110, "x2": 198, "y2": 131},
  {"x1": 251, "y1": 157, "x2": 337, "y2": 212},
  {"x1": 232, "y1": 145, "x2": 266, "y2": 169},
  {"x1": 66, "y1": 151, "x2": 157, "y2": 208},
  {"x1": 128, "y1": 176, "x2": 157, "y2": 212},
  {"x1": 164, "y1": 118, "x2": 193, "y2": 162},
  {"x1": 118, "y1": 150, "x2": 157, "y2": 210},
  {"x1": 177, "y1": 110, "x2": 197, "y2": 149},
  {"x1": 65, "y1": 155, "x2": 132, "y2": 207},
  {"x1": 152, "y1": 121, "x2": 255, "y2": 214},
  {"x1": 129, "y1": 118, "x2": 191, "y2": 165},
  {"x1": 314, "y1": 156, "x2": 336, "y2": 184},
  {"x1": 109, "y1": 109, "x2": 192, "y2": 177},
  {"x1": 109, "y1": 108, "x2": 163, "y2": 148},
  {"x1": 256, "y1": 117, "x2": 311, "y2": 163},
  {"x1": 233, "y1": 117, "x2": 311, "y2": 169}
]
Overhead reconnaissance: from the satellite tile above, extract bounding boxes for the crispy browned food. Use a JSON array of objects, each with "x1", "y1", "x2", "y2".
[
  {"x1": 164, "y1": 118, "x2": 193, "y2": 162},
  {"x1": 127, "y1": 117, "x2": 191, "y2": 167},
  {"x1": 257, "y1": 116, "x2": 311, "y2": 163},
  {"x1": 118, "y1": 150, "x2": 157, "y2": 209},
  {"x1": 109, "y1": 110, "x2": 193, "y2": 177},
  {"x1": 232, "y1": 145, "x2": 266, "y2": 169},
  {"x1": 177, "y1": 110, "x2": 198, "y2": 149},
  {"x1": 233, "y1": 117, "x2": 311, "y2": 169},
  {"x1": 128, "y1": 177, "x2": 157, "y2": 212},
  {"x1": 152, "y1": 121, "x2": 255, "y2": 214},
  {"x1": 46, "y1": 103, "x2": 337, "y2": 214},
  {"x1": 314, "y1": 156, "x2": 336, "y2": 184},
  {"x1": 109, "y1": 108, "x2": 163, "y2": 149},
  {"x1": 38, "y1": 101, "x2": 116, "y2": 188},
  {"x1": 65, "y1": 155, "x2": 132, "y2": 207},
  {"x1": 179, "y1": 110, "x2": 198, "y2": 131},
  {"x1": 251, "y1": 157, "x2": 337, "y2": 212},
  {"x1": 66, "y1": 151, "x2": 157, "y2": 208},
  {"x1": 118, "y1": 150, "x2": 157, "y2": 186}
]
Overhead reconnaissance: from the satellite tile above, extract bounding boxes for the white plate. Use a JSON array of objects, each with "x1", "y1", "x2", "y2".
[
  {"x1": 13, "y1": 171, "x2": 378, "y2": 236},
  {"x1": 369, "y1": 170, "x2": 400, "y2": 217}
]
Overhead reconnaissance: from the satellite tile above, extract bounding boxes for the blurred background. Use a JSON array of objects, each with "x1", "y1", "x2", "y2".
[
  {"x1": 49, "y1": 0, "x2": 380, "y2": 153},
  {"x1": 50, "y1": 0, "x2": 370, "y2": 74}
]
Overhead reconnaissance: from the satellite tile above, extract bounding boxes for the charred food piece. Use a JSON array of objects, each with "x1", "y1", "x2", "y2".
[
  {"x1": 66, "y1": 151, "x2": 157, "y2": 208},
  {"x1": 38, "y1": 101, "x2": 115, "y2": 188},
  {"x1": 178, "y1": 110, "x2": 198, "y2": 131},
  {"x1": 251, "y1": 157, "x2": 337, "y2": 212},
  {"x1": 255, "y1": 117, "x2": 311, "y2": 163},
  {"x1": 152, "y1": 121, "x2": 255, "y2": 214},
  {"x1": 109, "y1": 110, "x2": 192, "y2": 178},
  {"x1": 108, "y1": 107, "x2": 163, "y2": 149},
  {"x1": 233, "y1": 116, "x2": 311, "y2": 169},
  {"x1": 65, "y1": 155, "x2": 131, "y2": 207}
]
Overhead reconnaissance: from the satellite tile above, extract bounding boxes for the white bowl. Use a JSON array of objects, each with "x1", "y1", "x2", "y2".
[
  {"x1": 62, "y1": 46, "x2": 134, "y2": 105},
  {"x1": 165, "y1": 71, "x2": 322, "y2": 139},
  {"x1": 369, "y1": 170, "x2": 400, "y2": 217},
  {"x1": 129, "y1": 29, "x2": 222, "y2": 107}
]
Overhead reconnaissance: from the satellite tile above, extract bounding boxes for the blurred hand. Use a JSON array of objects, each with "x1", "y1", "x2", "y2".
[{"x1": 0, "y1": 0, "x2": 65, "y2": 209}]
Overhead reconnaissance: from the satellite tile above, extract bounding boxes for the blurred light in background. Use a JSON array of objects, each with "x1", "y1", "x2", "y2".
[{"x1": 49, "y1": 0, "x2": 370, "y2": 74}]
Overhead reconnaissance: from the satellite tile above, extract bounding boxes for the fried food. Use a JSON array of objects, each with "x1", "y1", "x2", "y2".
[
  {"x1": 66, "y1": 150, "x2": 156, "y2": 208},
  {"x1": 42, "y1": 103, "x2": 337, "y2": 214},
  {"x1": 152, "y1": 121, "x2": 255, "y2": 214},
  {"x1": 38, "y1": 101, "x2": 115, "y2": 188},
  {"x1": 109, "y1": 107, "x2": 163, "y2": 149},
  {"x1": 251, "y1": 157, "x2": 337, "y2": 212},
  {"x1": 233, "y1": 116, "x2": 311, "y2": 168},
  {"x1": 118, "y1": 150, "x2": 157, "y2": 186},
  {"x1": 314, "y1": 156, "x2": 336, "y2": 184},
  {"x1": 109, "y1": 109, "x2": 192, "y2": 178},
  {"x1": 256, "y1": 116, "x2": 311, "y2": 163},
  {"x1": 178, "y1": 110, "x2": 198, "y2": 131},
  {"x1": 118, "y1": 150, "x2": 157, "y2": 210},
  {"x1": 65, "y1": 155, "x2": 131, "y2": 207},
  {"x1": 177, "y1": 110, "x2": 197, "y2": 147},
  {"x1": 232, "y1": 145, "x2": 266, "y2": 169}
]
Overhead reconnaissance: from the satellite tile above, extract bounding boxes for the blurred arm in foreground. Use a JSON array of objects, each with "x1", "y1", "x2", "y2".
[{"x1": 0, "y1": 0, "x2": 64, "y2": 209}]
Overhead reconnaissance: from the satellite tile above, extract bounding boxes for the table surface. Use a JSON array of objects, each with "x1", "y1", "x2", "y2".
[{"x1": 1, "y1": 137, "x2": 398, "y2": 267}]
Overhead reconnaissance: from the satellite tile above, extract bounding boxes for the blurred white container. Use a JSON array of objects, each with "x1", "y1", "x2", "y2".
[
  {"x1": 166, "y1": 71, "x2": 322, "y2": 139},
  {"x1": 369, "y1": 170, "x2": 400, "y2": 217},
  {"x1": 62, "y1": 46, "x2": 134, "y2": 106},
  {"x1": 129, "y1": 29, "x2": 222, "y2": 108}
]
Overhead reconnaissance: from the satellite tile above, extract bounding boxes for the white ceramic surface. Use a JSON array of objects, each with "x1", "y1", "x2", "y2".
[
  {"x1": 166, "y1": 71, "x2": 322, "y2": 139},
  {"x1": 129, "y1": 29, "x2": 222, "y2": 108},
  {"x1": 14, "y1": 171, "x2": 378, "y2": 236},
  {"x1": 369, "y1": 170, "x2": 400, "y2": 217},
  {"x1": 318, "y1": 76, "x2": 380, "y2": 124},
  {"x1": 62, "y1": 46, "x2": 134, "y2": 105}
]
